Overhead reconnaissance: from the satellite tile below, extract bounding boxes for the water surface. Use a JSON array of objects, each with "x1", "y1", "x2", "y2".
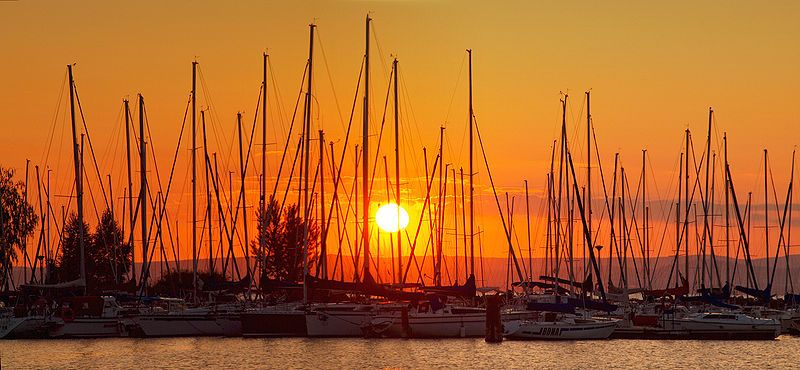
[{"x1": 1, "y1": 336, "x2": 797, "y2": 369}]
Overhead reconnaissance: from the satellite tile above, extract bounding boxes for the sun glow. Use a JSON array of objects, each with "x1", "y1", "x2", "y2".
[{"x1": 375, "y1": 203, "x2": 410, "y2": 233}]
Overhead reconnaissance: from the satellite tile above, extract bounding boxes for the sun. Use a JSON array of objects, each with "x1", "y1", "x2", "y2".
[{"x1": 375, "y1": 203, "x2": 410, "y2": 233}]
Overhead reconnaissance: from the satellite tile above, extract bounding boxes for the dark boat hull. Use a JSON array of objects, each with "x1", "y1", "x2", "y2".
[
  {"x1": 241, "y1": 310, "x2": 307, "y2": 337},
  {"x1": 612, "y1": 326, "x2": 779, "y2": 340}
]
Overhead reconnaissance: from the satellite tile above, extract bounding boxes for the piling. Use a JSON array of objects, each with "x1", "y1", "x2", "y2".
[
  {"x1": 485, "y1": 294, "x2": 503, "y2": 343},
  {"x1": 401, "y1": 306, "x2": 411, "y2": 338}
]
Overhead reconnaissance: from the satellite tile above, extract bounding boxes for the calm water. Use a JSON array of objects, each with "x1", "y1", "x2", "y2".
[{"x1": 1, "y1": 336, "x2": 798, "y2": 369}]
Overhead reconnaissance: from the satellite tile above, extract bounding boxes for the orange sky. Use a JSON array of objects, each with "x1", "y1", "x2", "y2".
[{"x1": 1, "y1": 1, "x2": 799, "y2": 280}]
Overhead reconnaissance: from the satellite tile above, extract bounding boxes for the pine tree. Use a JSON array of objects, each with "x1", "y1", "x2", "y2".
[
  {"x1": 251, "y1": 198, "x2": 318, "y2": 282},
  {"x1": 91, "y1": 209, "x2": 131, "y2": 288}
]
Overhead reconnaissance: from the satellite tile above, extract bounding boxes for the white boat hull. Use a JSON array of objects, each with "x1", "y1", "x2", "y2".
[
  {"x1": 660, "y1": 313, "x2": 781, "y2": 340},
  {"x1": 374, "y1": 313, "x2": 486, "y2": 338},
  {"x1": 0, "y1": 316, "x2": 48, "y2": 339},
  {"x1": 49, "y1": 318, "x2": 123, "y2": 338},
  {"x1": 504, "y1": 319, "x2": 617, "y2": 340}
]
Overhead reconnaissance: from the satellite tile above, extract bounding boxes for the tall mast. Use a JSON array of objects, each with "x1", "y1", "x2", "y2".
[
  {"x1": 460, "y1": 168, "x2": 467, "y2": 278},
  {"x1": 557, "y1": 96, "x2": 568, "y2": 286},
  {"x1": 724, "y1": 133, "x2": 730, "y2": 284},
  {"x1": 436, "y1": 126, "x2": 444, "y2": 285},
  {"x1": 787, "y1": 150, "x2": 796, "y2": 293},
  {"x1": 701, "y1": 108, "x2": 712, "y2": 288},
  {"x1": 684, "y1": 129, "x2": 690, "y2": 288},
  {"x1": 765, "y1": 148, "x2": 769, "y2": 283},
  {"x1": 139, "y1": 94, "x2": 148, "y2": 288},
  {"x1": 46, "y1": 170, "x2": 51, "y2": 279},
  {"x1": 302, "y1": 22, "x2": 315, "y2": 302},
  {"x1": 468, "y1": 48, "x2": 475, "y2": 277},
  {"x1": 191, "y1": 61, "x2": 198, "y2": 300},
  {"x1": 237, "y1": 113, "x2": 250, "y2": 278},
  {"x1": 676, "y1": 152, "x2": 683, "y2": 287},
  {"x1": 32, "y1": 166, "x2": 42, "y2": 284},
  {"x1": 548, "y1": 142, "x2": 555, "y2": 278},
  {"x1": 621, "y1": 168, "x2": 628, "y2": 289},
  {"x1": 124, "y1": 99, "x2": 136, "y2": 283},
  {"x1": 201, "y1": 110, "x2": 213, "y2": 274},
  {"x1": 586, "y1": 91, "x2": 592, "y2": 283},
  {"x1": 67, "y1": 64, "x2": 86, "y2": 289},
  {"x1": 319, "y1": 129, "x2": 326, "y2": 279},
  {"x1": 393, "y1": 57, "x2": 401, "y2": 285},
  {"x1": 261, "y1": 52, "x2": 268, "y2": 268},
  {"x1": 643, "y1": 149, "x2": 649, "y2": 288},
  {"x1": 525, "y1": 180, "x2": 531, "y2": 282},
  {"x1": 609, "y1": 153, "x2": 619, "y2": 287},
  {"x1": 453, "y1": 168, "x2": 459, "y2": 282},
  {"x1": 545, "y1": 173, "x2": 552, "y2": 278},
  {"x1": 22, "y1": 160, "x2": 29, "y2": 282},
  {"x1": 362, "y1": 15, "x2": 371, "y2": 279}
]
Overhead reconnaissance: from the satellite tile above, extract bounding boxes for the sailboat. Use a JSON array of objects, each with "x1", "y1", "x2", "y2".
[
  {"x1": 368, "y1": 300, "x2": 487, "y2": 338},
  {"x1": 0, "y1": 299, "x2": 50, "y2": 339},
  {"x1": 504, "y1": 311, "x2": 618, "y2": 340},
  {"x1": 48, "y1": 296, "x2": 125, "y2": 338},
  {"x1": 660, "y1": 312, "x2": 780, "y2": 339},
  {"x1": 12, "y1": 65, "x2": 126, "y2": 339},
  {"x1": 127, "y1": 297, "x2": 241, "y2": 337}
]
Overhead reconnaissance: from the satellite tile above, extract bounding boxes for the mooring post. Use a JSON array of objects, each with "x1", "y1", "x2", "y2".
[
  {"x1": 485, "y1": 294, "x2": 503, "y2": 343},
  {"x1": 401, "y1": 305, "x2": 411, "y2": 338}
]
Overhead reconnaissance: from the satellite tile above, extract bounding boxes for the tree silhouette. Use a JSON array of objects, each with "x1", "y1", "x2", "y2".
[
  {"x1": 251, "y1": 198, "x2": 318, "y2": 282},
  {"x1": 91, "y1": 209, "x2": 131, "y2": 288},
  {"x1": 0, "y1": 166, "x2": 37, "y2": 289},
  {"x1": 56, "y1": 213, "x2": 91, "y2": 283},
  {"x1": 56, "y1": 209, "x2": 131, "y2": 292}
]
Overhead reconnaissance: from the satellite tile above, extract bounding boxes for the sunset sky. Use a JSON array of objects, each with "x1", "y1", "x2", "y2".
[{"x1": 2, "y1": 1, "x2": 799, "y2": 283}]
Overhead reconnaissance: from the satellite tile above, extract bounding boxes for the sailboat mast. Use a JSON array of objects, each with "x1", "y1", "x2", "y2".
[
  {"x1": 701, "y1": 108, "x2": 712, "y2": 288},
  {"x1": 124, "y1": 99, "x2": 136, "y2": 283},
  {"x1": 191, "y1": 61, "x2": 198, "y2": 300},
  {"x1": 67, "y1": 65, "x2": 86, "y2": 290},
  {"x1": 586, "y1": 91, "x2": 592, "y2": 282},
  {"x1": 724, "y1": 133, "x2": 730, "y2": 284},
  {"x1": 468, "y1": 48, "x2": 474, "y2": 277},
  {"x1": 765, "y1": 149, "x2": 769, "y2": 284},
  {"x1": 22, "y1": 160, "x2": 29, "y2": 282},
  {"x1": 676, "y1": 152, "x2": 683, "y2": 287},
  {"x1": 460, "y1": 168, "x2": 467, "y2": 278},
  {"x1": 643, "y1": 149, "x2": 649, "y2": 289},
  {"x1": 393, "y1": 57, "x2": 401, "y2": 285},
  {"x1": 45, "y1": 170, "x2": 51, "y2": 280},
  {"x1": 139, "y1": 94, "x2": 148, "y2": 288},
  {"x1": 436, "y1": 126, "x2": 444, "y2": 285},
  {"x1": 201, "y1": 110, "x2": 213, "y2": 274},
  {"x1": 261, "y1": 52, "x2": 268, "y2": 269},
  {"x1": 319, "y1": 129, "x2": 326, "y2": 279},
  {"x1": 684, "y1": 129, "x2": 690, "y2": 288},
  {"x1": 302, "y1": 23, "x2": 315, "y2": 303},
  {"x1": 453, "y1": 168, "x2": 459, "y2": 282},
  {"x1": 525, "y1": 180, "x2": 532, "y2": 282},
  {"x1": 362, "y1": 15, "x2": 371, "y2": 279},
  {"x1": 237, "y1": 113, "x2": 250, "y2": 278},
  {"x1": 545, "y1": 173, "x2": 552, "y2": 278}
]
